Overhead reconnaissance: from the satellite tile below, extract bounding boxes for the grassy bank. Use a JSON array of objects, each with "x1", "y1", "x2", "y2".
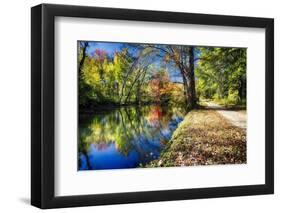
[{"x1": 146, "y1": 110, "x2": 246, "y2": 167}]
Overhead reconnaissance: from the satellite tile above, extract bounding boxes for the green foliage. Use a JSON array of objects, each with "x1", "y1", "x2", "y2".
[
  {"x1": 227, "y1": 89, "x2": 240, "y2": 105},
  {"x1": 79, "y1": 48, "x2": 132, "y2": 107},
  {"x1": 195, "y1": 47, "x2": 246, "y2": 105},
  {"x1": 78, "y1": 42, "x2": 187, "y2": 108}
]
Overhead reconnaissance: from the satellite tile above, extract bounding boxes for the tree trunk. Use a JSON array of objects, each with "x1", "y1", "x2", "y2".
[
  {"x1": 79, "y1": 42, "x2": 88, "y2": 74},
  {"x1": 124, "y1": 68, "x2": 147, "y2": 104},
  {"x1": 135, "y1": 80, "x2": 141, "y2": 105},
  {"x1": 78, "y1": 42, "x2": 90, "y2": 109},
  {"x1": 238, "y1": 79, "x2": 245, "y2": 102},
  {"x1": 186, "y1": 47, "x2": 197, "y2": 109},
  {"x1": 182, "y1": 74, "x2": 189, "y2": 107}
]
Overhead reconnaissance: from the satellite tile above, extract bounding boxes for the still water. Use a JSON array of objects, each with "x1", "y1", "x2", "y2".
[{"x1": 78, "y1": 105, "x2": 186, "y2": 170}]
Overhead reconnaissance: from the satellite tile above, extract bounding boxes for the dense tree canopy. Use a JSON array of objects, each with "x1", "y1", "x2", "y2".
[
  {"x1": 195, "y1": 47, "x2": 246, "y2": 104},
  {"x1": 78, "y1": 42, "x2": 246, "y2": 110}
]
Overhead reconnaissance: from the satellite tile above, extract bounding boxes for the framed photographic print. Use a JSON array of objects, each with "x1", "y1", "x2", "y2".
[{"x1": 31, "y1": 3, "x2": 274, "y2": 209}]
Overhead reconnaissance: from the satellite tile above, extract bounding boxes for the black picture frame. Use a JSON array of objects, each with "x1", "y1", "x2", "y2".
[{"x1": 31, "y1": 3, "x2": 274, "y2": 209}]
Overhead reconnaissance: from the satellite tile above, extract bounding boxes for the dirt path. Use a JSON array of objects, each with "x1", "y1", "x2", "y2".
[{"x1": 205, "y1": 102, "x2": 246, "y2": 129}]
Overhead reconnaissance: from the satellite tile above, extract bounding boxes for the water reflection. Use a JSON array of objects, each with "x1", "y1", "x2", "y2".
[{"x1": 79, "y1": 105, "x2": 186, "y2": 170}]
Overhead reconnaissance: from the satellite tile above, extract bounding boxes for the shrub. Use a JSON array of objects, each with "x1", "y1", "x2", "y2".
[{"x1": 227, "y1": 90, "x2": 240, "y2": 105}]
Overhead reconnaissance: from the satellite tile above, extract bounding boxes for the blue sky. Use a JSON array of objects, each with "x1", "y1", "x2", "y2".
[{"x1": 86, "y1": 42, "x2": 123, "y2": 56}]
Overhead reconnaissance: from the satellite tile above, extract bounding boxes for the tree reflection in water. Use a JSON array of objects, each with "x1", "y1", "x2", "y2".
[{"x1": 78, "y1": 105, "x2": 186, "y2": 170}]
